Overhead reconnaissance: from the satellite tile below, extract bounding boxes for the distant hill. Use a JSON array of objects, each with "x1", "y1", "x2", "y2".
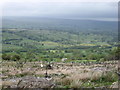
[{"x1": 2, "y1": 17, "x2": 117, "y2": 32}]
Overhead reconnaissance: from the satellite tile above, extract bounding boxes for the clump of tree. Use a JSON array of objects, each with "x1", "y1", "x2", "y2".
[
  {"x1": 2, "y1": 54, "x2": 11, "y2": 60},
  {"x1": 2, "y1": 54, "x2": 21, "y2": 61}
]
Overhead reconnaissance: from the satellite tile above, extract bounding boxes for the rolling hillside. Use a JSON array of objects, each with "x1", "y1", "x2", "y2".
[{"x1": 2, "y1": 17, "x2": 118, "y2": 61}]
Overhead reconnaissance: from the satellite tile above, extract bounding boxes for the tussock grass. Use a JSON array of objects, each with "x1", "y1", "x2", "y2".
[
  {"x1": 70, "y1": 80, "x2": 82, "y2": 88},
  {"x1": 91, "y1": 71, "x2": 118, "y2": 83},
  {"x1": 56, "y1": 71, "x2": 118, "y2": 88}
]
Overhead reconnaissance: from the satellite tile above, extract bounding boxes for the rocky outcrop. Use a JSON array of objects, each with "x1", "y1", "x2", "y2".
[{"x1": 2, "y1": 76, "x2": 55, "y2": 89}]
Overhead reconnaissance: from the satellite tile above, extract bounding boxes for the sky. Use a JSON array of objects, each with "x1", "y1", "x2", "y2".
[{"x1": 1, "y1": 0, "x2": 119, "y2": 21}]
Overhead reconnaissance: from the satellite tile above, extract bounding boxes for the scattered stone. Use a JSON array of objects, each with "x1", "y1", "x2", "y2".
[
  {"x1": 61, "y1": 58, "x2": 67, "y2": 62},
  {"x1": 46, "y1": 64, "x2": 53, "y2": 69},
  {"x1": 110, "y1": 81, "x2": 118, "y2": 88}
]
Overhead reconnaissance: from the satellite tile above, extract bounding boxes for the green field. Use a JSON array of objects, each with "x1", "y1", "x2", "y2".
[{"x1": 2, "y1": 17, "x2": 118, "y2": 62}]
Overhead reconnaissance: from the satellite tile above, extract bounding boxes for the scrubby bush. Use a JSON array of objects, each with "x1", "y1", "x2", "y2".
[{"x1": 11, "y1": 54, "x2": 20, "y2": 61}]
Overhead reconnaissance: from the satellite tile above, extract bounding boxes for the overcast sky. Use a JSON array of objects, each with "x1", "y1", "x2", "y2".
[{"x1": 2, "y1": 0, "x2": 119, "y2": 21}]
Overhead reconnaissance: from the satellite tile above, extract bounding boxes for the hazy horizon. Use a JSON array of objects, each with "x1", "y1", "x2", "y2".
[{"x1": 2, "y1": 1, "x2": 118, "y2": 21}]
